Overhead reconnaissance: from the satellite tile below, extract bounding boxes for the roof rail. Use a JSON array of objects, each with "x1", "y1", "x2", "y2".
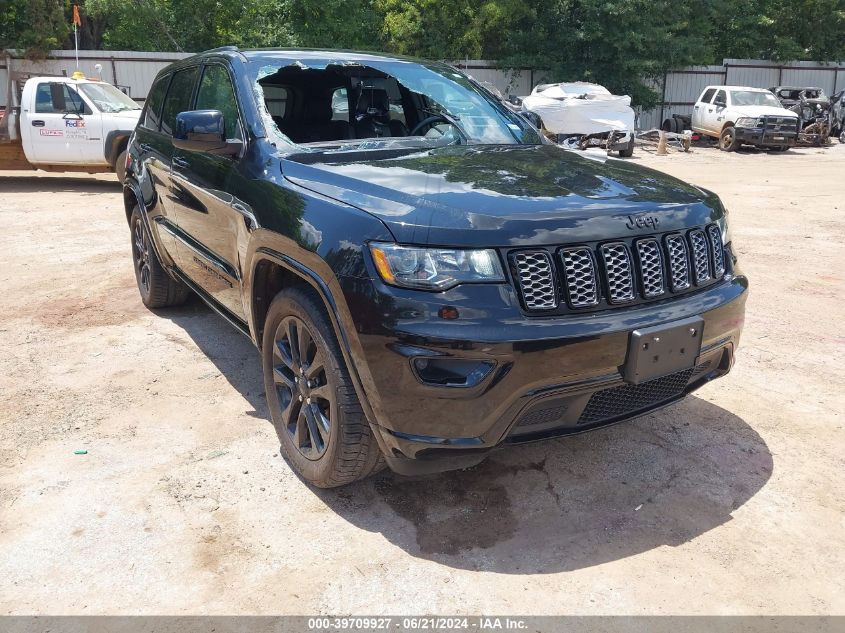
[{"x1": 202, "y1": 45, "x2": 240, "y2": 54}]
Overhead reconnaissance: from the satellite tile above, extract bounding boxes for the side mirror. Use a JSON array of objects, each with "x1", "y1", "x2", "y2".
[
  {"x1": 522, "y1": 111, "x2": 542, "y2": 128},
  {"x1": 173, "y1": 110, "x2": 241, "y2": 155}
]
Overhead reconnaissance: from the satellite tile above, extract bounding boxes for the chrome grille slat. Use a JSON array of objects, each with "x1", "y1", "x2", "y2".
[
  {"x1": 635, "y1": 238, "x2": 665, "y2": 298},
  {"x1": 664, "y1": 233, "x2": 691, "y2": 291},
  {"x1": 599, "y1": 243, "x2": 635, "y2": 303},
  {"x1": 512, "y1": 251, "x2": 557, "y2": 310},
  {"x1": 560, "y1": 247, "x2": 599, "y2": 307},
  {"x1": 689, "y1": 229, "x2": 712, "y2": 284},
  {"x1": 707, "y1": 225, "x2": 725, "y2": 277}
]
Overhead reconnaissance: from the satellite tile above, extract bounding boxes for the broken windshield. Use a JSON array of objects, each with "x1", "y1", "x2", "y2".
[
  {"x1": 249, "y1": 56, "x2": 542, "y2": 154},
  {"x1": 730, "y1": 90, "x2": 782, "y2": 108}
]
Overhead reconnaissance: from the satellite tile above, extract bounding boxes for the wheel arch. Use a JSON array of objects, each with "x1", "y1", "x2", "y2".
[
  {"x1": 721, "y1": 121, "x2": 735, "y2": 132},
  {"x1": 249, "y1": 248, "x2": 381, "y2": 432},
  {"x1": 123, "y1": 180, "x2": 142, "y2": 225},
  {"x1": 105, "y1": 130, "x2": 132, "y2": 168}
]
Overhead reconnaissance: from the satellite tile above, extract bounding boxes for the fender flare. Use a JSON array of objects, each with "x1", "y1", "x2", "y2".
[
  {"x1": 250, "y1": 247, "x2": 381, "y2": 432},
  {"x1": 123, "y1": 179, "x2": 177, "y2": 278}
]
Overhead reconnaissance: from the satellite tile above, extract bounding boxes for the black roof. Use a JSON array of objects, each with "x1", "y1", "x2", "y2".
[{"x1": 179, "y1": 46, "x2": 429, "y2": 67}]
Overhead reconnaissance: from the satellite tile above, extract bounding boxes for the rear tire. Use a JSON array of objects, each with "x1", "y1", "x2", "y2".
[
  {"x1": 719, "y1": 126, "x2": 740, "y2": 151},
  {"x1": 262, "y1": 288, "x2": 384, "y2": 488},
  {"x1": 617, "y1": 139, "x2": 634, "y2": 157},
  {"x1": 129, "y1": 206, "x2": 190, "y2": 308}
]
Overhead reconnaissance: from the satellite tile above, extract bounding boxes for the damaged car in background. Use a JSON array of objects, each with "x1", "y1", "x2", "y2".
[
  {"x1": 519, "y1": 82, "x2": 636, "y2": 157},
  {"x1": 770, "y1": 86, "x2": 831, "y2": 145}
]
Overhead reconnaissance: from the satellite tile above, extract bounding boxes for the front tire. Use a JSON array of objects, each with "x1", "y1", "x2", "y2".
[
  {"x1": 262, "y1": 288, "x2": 384, "y2": 488},
  {"x1": 115, "y1": 149, "x2": 127, "y2": 183},
  {"x1": 719, "y1": 126, "x2": 740, "y2": 151},
  {"x1": 130, "y1": 206, "x2": 190, "y2": 308},
  {"x1": 617, "y1": 139, "x2": 634, "y2": 157}
]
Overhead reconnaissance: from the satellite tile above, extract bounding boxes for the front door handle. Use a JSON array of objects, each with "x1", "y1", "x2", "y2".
[
  {"x1": 172, "y1": 157, "x2": 189, "y2": 169},
  {"x1": 31, "y1": 120, "x2": 45, "y2": 127}
]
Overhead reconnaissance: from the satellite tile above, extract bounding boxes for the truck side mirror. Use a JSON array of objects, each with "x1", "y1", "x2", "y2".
[
  {"x1": 522, "y1": 111, "x2": 542, "y2": 128},
  {"x1": 173, "y1": 110, "x2": 241, "y2": 155}
]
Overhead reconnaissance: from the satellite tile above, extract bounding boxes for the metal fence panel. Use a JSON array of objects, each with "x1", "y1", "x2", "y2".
[
  {"x1": 5, "y1": 52, "x2": 845, "y2": 125},
  {"x1": 1, "y1": 49, "x2": 189, "y2": 106}
]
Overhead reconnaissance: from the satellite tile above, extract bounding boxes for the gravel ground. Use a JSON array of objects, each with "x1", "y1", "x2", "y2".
[{"x1": 0, "y1": 143, "x2": 843, "y2": 615}]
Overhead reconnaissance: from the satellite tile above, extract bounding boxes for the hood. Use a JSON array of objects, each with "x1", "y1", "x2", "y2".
[
  {"x1": 730, "y1": 105, "x2": 798, "y2": 118},
  {"x1": 282, "y1": 144, "x2": 724, "y2": 247},
  {"x1": 106, "y1": 109, "x2": 142, "y2": 121}
]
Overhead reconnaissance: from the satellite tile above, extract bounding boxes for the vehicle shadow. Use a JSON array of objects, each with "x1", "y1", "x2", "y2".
[
  {"x1": 160, "y1": 299, "x2": 772, "y2": 574},
  {"x1": 156, "y1": 297, "x2": 269, "y2": 420},
  {"x1": 0, "y1": 174, "x2": 120, "y2": 194},
  {"x1": 316, "y1": 396, "x2": 772, "y2": 574}
]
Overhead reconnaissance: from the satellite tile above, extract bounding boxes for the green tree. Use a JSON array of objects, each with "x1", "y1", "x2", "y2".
[
  {"x1": 707, "y1": 0, "x2": 845, "y2": 61},
  {"x1": 287, "y1": 0, "x2": 383, "y2": 49},
  {"x1": 0, "y1": 0, "x2": 69, "y2": 58},
  {"x1": 495, "y1": 0, "x2": 713, "y2": 107}
]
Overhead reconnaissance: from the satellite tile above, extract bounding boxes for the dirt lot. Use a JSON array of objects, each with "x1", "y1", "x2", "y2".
[{"x1": 1, "y1": 143, "x2": 843, "y2": 615}]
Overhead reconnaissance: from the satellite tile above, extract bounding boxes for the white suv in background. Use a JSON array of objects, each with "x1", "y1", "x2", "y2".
[{"x1": 691, "y1": 85, "x2": 799, "y2": 151}]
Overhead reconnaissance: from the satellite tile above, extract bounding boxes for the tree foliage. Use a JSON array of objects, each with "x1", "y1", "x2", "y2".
[{"x1": 1, "y1": 0, "x2": 843, "y2": 105}]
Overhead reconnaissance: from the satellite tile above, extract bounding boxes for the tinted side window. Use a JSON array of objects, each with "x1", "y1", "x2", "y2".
[
  {"x1": 700, "y1": 88, "x2": 716, "y2": 104},
  {"x1": 35, "y1": 83, "x2": 87, "y2": 114},
  {"x1": 142, "y1": 73, "x2": 170, "y2": 131},
  {"x1": 160, "y1": 66, "x2": 199, "y2": 136},
  {"x1": 195, "y1": 64, "x2": 242, "y2": 140}
]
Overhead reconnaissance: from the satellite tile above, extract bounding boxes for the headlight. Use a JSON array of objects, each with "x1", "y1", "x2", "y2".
[
  {"x1": 735, "y1": 117, "x2": 759, "y2": 128},
  {"x1": 369, "y1": 243, "x2": 505, "y2": 290}
]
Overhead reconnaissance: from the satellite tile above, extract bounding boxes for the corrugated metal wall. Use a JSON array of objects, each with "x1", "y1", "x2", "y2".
[
  {"x1": 1, "y1": 50, "x2": 190, "y2": 106},
  {"x1": 448, "y1": 60, "x2": 553, "y2": 98},
  {"x1": 4, "y1": 51, "x2": 844, "y2": 130}
]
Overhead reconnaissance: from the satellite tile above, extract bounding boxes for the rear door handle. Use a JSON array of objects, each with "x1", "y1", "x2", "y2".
[{"x1": 31, "y1": 120, "x2": 45, "y2": 127}]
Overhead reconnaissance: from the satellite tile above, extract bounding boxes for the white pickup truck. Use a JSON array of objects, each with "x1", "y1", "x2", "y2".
[
  {"x1": 691, "y1": 85, "x2": 800, "y2": 151},
  {"x1": 0, "y1": 73, "x2": 141, "y2": 180}
]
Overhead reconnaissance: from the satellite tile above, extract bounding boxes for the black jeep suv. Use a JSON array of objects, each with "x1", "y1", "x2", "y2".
[{"x1": 124, "y1": 47, "x2": 747, "y2": 487}]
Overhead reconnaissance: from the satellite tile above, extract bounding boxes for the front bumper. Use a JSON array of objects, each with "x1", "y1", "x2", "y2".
[
  {"x1": 734, "y1": 126, "x2": 797, "y2": 147},
  {"x1": 339, "y1": 270, "x2": 748, "y2": 476}
]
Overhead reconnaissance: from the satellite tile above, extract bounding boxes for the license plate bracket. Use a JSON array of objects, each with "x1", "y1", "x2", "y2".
[{"x1": 624, "y1": 316, "x2": 704, "y2": 384}]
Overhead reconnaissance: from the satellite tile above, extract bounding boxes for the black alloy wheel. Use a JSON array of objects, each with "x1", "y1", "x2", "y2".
[
  {"x1": 272, "y1": 315, "x2": 334, "y2": 460},
  {"x1": 133, "y1": 215, "x2": 152, "y2": 296},
  {"x1": 261, "y1": 288, "x2": 384, "y2": 487}
]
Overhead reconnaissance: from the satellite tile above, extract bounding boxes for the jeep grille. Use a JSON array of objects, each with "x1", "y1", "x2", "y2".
[
  {"x1": 510, "y1": 223, "x2": 727, "y2": 313},
  {"x1": 512, "y1": 250, "x2": 557, "y2": 310}
]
